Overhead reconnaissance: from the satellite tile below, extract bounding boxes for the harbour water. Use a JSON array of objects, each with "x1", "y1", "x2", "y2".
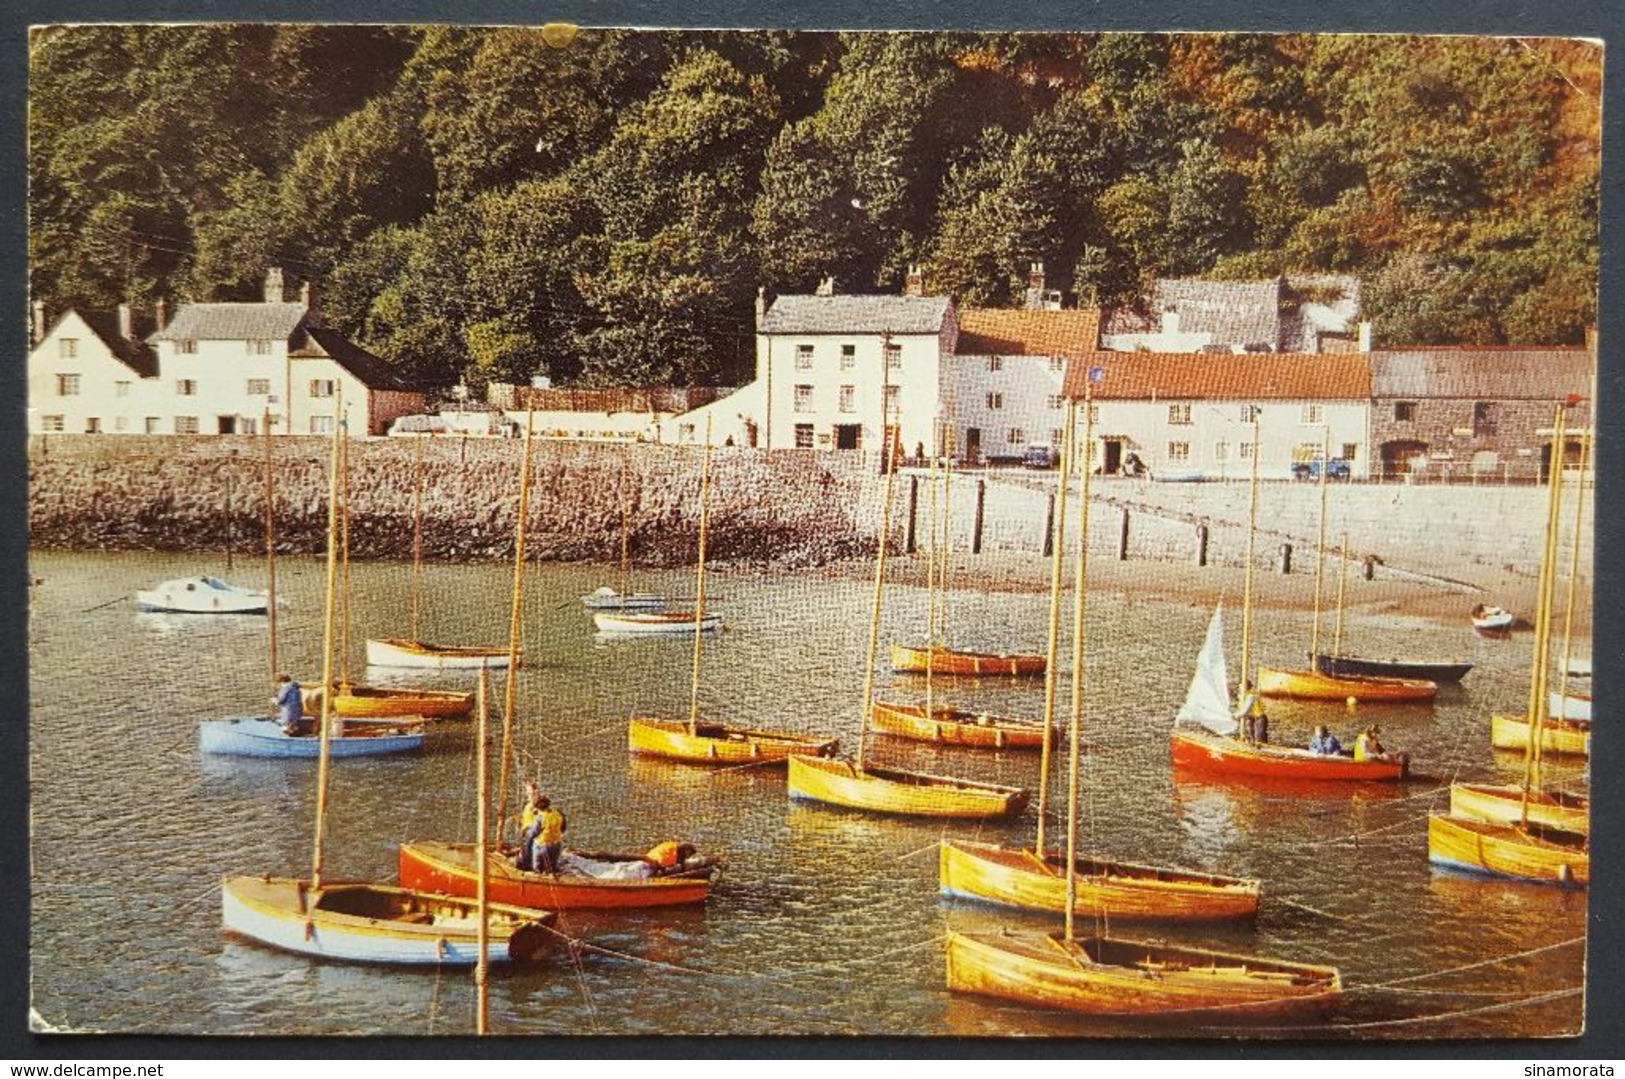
[{"x1": 28, "y1": 551, "x2": 1586, "y2": 1037}]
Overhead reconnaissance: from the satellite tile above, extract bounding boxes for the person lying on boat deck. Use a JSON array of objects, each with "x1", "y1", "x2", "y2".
[
  {"x1": 1308, "y1": 725, "x2": 1344, "y2": 756},
  {"x1": 1354, "y1": 726, "x2": 1390, "y2": 762},
  {"x1": 645, "y1": 840, "x2": 696, "y2": 873},
  {"x1": 274, "y1": 674, "x2": 304, "y2": 736},
  {"x1": 529, "y1": 794, "x2": 568, "y2": 875}
]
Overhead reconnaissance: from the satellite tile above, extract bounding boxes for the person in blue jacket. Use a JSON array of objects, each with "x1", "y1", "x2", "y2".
[
  {"x1": 1308, "y1": 725, "x2": 1343, "y2": 756},
  {"x1": 274, "y1": 674, "x2": 303, "y2": 736}
]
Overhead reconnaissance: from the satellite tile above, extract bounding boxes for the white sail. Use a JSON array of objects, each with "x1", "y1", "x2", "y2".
[{"x1": 1178, "y1": 604, "x2": 1239, "y2": 735}]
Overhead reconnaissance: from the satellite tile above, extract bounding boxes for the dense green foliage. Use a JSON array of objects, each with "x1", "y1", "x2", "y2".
[{"x1": 29, "y1": 28, "x2": 1599, "y2": 391}]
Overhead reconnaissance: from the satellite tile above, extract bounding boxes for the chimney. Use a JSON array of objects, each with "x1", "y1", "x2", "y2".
[
  {"x1": 30, "y1": 300, "x2": 45, "y2": 347},
  {"x1": 904, "y1": 264, "x2": 924, "y2": 297},
  {"x1": 300, "y1": 280, "x2": 322, "y2": 327},
  {"x1": 1357, "y1": 321, "x2": 1373, "y2": 353},
  {"x1": 154, "y1": 297, "x2": 168, "y2": 332},
  {"x1": 263, "y1": 266, "x2": 284, "y2": 304},
  {"x1": 755, "y1": 286, "x2": 767, "y2": 329},
  {"x1": 118, "y1": 302, "x2": 132, "y2": 341},
  {"x1": 815, "y1": 276, "x2": 836, "y2": 297},
  {"x1": 1024, "y1": 261, "x2": 1046, "y2": 310}
]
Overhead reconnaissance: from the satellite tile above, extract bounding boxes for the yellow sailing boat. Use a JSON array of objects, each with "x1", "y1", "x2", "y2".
[
  {"x1": 1429, "y1": 405, "x2": 1589, "y2": 883},
  {"x1": 628, "y1": 418, "x2": 837, "y2": 765},
  {"x1": 787, "y1": 414, "x2": 1029, "y2": 819},
  {"x1": 941, "y1": 389, "x2": 1260, "y2": 922}
]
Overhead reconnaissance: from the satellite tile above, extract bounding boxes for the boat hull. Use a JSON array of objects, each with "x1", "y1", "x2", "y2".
[
  {"x1": 1256, "y1": 667, "x2": 1436, "y2": 702},
  {"x1": 199, "y1": 717, "x2": 424, "y2": 758},
  {"x1": 787, "y1": 756, "x2": 1029, "y2": 819},
  {"x1": 1313, "y1": 653, "x2": 1472, "y2": 683},
  {"x1": 398, "y1": 840, "x2": 714, "y2": 909},
  {"x1": 890, "y1": 643, "x2": 1045, "y2": 678},
  {"x1": 1447, "y1": 783, "x2": 1588, "y2": 835},
  {"x1": 945, "y1": 931, "x2": 1341, "y2": 1022},
  {"x1": 871, "y1": 701, "x2": 1049, "y2": 750},
  {"x1": 627, "y1": 716, "x2": 837, "y2": 764},
  {"x1": 1427, "y1": 814, "x2": 1588, "y2": 887},
  {"x1": 364, "y1": 638, "x2": 512, "y2": 670},
  {"x1": 305, "y1": 684, "x2": 473, "y2": 720},
  {"x1": 1170, "y1": 728, "x2": 1406, "y2": 782},
  {"x1": 220, "y1": 875, "x2": 554, "y2": 964},
  {"x1": 1489, "y1": 714, "x2": 1590, "y2": 758},
  {"x1": 593, "y1": 611, "x2": 722, "y2": 635},
  {"x1": 938, "y1": 839, "x2": 1259, "y2": 922}
]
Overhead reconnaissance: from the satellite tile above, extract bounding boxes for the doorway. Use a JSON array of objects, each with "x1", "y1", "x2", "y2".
[
  {"x1": 964, "y1": 427, "x2": 981, "y2": 464},
  {"x1": 1102, "y1": 439, "x2": 1123, "y2": 475},
  {"x1": 217, "y1": 415, "x2": 238, "y2": 434},
  {"x1": 834, "y1": 424, "x2": 862, "y2": 450}
]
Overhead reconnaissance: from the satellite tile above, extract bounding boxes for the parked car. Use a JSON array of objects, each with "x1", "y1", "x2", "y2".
[
  {"x1": 1291, "y1": 456, "x2": 1352, "y2": 481},
  {"x1": 1023, "y1": 444, "x2": 1057, "y2": 469}
]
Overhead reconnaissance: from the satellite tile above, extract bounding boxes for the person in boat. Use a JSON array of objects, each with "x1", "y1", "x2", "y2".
[
  {"x1": 644, "y1": 840, "x2": 696, "y2": 875},
  {"x1": 1354, "y1": 726, "x2": 1390, "y2": 762},
  {"x1": 530, "y1": 794, "x2": 568, "y2": 875},
  {"x1": 273, "y1": 674, "x2": 304, "y2": 736},
  {"x1": 514, "y1": 783, "x2": 544, "y2": 870},
  {"x1": 1308, "y1": 725, "x2": 1344, "y2": 756},
  {"x1": 1238, "y1": 695, "x2": 1269, "y2": 744}
]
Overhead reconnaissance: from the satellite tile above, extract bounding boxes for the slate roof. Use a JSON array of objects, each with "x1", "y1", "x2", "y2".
[
  {"x1": 759, "y1": 295, "x2": 952, "y2": 335},
  {"x1": 1281, "y1": 274, "x2": 1362, "y2": 352},
  {"x1": 1105, "y1": 278, "x2": 1283, "y2": 350},
  {"x1": 1369, "y1": 348, "x2": 1591, "y2": 400},
  {"x1": 75, "y1": 310, "x2": 158, "y2": 378},
  {"x1": 954, "y1": 308, "x2": 1101, "y2": 357},
  {"x1": 291, "y1": 326, "x2": 414, "y2": 391},
  {"x1": 148, "y1": 302, "x2": 309, "y2": 343},
  {"x1": 1062, "y1": 351, "x2": 1370, "y2": 401}
]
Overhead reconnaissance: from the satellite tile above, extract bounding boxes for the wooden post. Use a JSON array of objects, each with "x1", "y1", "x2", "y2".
[
  {"x1": 1116, "y1": 506, "x2": 1130, "y2": 561},
  {"x1": 1195, "y1": 524, "x2": 1209, "y2": 567},
  {"x1": 1277, "y1": 542, "x2": 1292, "y2": 575},
  {"x1": 1042, "y1": 492, "x2": 1056, "y2": 558},
  {"x1": 972, "y1": 480, "x2": 986, "y2": 555},
  {"x1": 1362, "y1": 555, "x2": 1376, "y2": 581},
  {"x1": 906, "y1": 475, "x2": 919, "y2": 555}
]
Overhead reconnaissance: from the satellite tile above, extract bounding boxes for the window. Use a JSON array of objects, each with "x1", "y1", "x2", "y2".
[
  {"x1": 1089, "y1": 404, "x2": 1100, "y2": 423},
  {"x1": 1049, "y1": 356, "x2": 1065, "y2": 372},
  {"x1": 115, "y1": 381, "x2": 131, "y2": 398},
  {"x1": 1168, "y1": 403, "x2": 1192, "y2": 426},
  {"x1": 1168, "y1": 441, "x2": 1191, "y2": 462},
  {"x1": 988, "y1": 356, "x2": 1003, "y2": 372},
  {"x1": 885, "y1": 343, "x2": 901, "y2": 370},
  {"x1": 1215, "y1": 441, "x2": 1230, "y2": 462},
  {"x1": 1473, "y1": 402, "x2": 1497, "y2": 435},
  {"x1": 795, "y1": 345, "x2": 814, "y2": 371},
  {"x1": 884, "y1": 384, "x2": 900, "y2": 412},
  {"x1": 56, "y1": 374, "x2": 80, "y2": 396},
  {"x1": 85, "y1": 417, "x2": 101, "y2": 434},
  {"x1": 174, "y1": 416, "x2": 199, "y2": 435},
  {"x1": 838, "y1": 385, "x2": 856, "y2": 413},
  {"x1": 175, "y1": 340, "x2": 197, "y2": 355},
  {"x1": 176, "y1": 379, "x2": 197, "y2": 396},
  {"x1": 310, "y1": 379, "x2": 336, "y2": 399},
  {"x1": 144, "y1": 417, "x2": 161, "y2": 434},
  {"x1": 247, "y1": 340, "x2": 273, "y2": 356},
  {"x1": 1394, "y1": 401, "x2": 1417, "y2": 422},
  {"x1": 840, "y1": 344, "x2": 855, "y2": 370},
  {"x1": 247, "y1": 379, "x2": 271, "y2": 395},
  {"x1": 986, "y1": 392, "x2": 1004, "y2": 411},
  {"x1": 1047, "y1": 394, "x2": 1064, "y2": 410},
  {"x1": 114, "y1": 416, "x2": 128, "y2": 432},
  {"x1": 1342, "y1": 443, "x2": 1358, "y2": 462},
  {"x1": 793, "y1": 384, "x2": 813, "y2": 413},
  {"x1": 310, "y1": 416, "x2": 334, "y2": 435},
  {"x1": 1051, "y1": 427, "x2": 1066, "y2": 447},
  {"x1": 59, "y1": 338, "x2": 78, "y2": 359},
  {"x1": 1239, "y1": 442, "x2": 1255, "y2": 459},
  {"x1": 41, "y1": 415, "x2": 64, "y2": 432},
  {"x1": 242, "y1": 417, "x2": 258, "y2": 436},
  {"x1": 1302, "y1": 403, "x2": 1325, "y2": 425},
  {"x1": 794, "y1": 423, "x2": 814, "y2": 449},
  {"x1": 1240, "y1": 404, "x2": 1260, "y2": 423},
  {"x1": 1007, "y1": 428, "x2": 1025, "y2": 446}
]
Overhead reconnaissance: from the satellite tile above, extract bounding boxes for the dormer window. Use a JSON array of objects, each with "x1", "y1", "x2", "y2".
[{"x1": 175, "y1": 340, "x2": 197, "y2": 355}]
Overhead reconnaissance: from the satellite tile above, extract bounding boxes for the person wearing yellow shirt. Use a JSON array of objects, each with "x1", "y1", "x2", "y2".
[
  {"x1": 1353, "y1": 726, "x2": 1388, "y2": 762},
  {"x1": 531, "y1": 795, "x2": 567, "y2": 874}
]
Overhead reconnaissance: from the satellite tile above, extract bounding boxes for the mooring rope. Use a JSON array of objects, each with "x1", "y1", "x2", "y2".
[
  {"x1": 1217, "y1": 985, "x2": 1582, "y2": 1035},
  {"x1": 1355, "y1": 935, "x2": 1584, "y2": 990}
]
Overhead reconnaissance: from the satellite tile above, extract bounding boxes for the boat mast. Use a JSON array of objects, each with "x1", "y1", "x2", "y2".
[
  {"x1": 925, "y1": 419, "x2": 939, "y2": 722},
  {"x1": 1553, "y1": 389, "x2": 1593, "y2": 721},
  {"x1": 310, "y1": 386, "x2": 344, "y2": 894},
  {"x1": 856, "y1": 407, "x2": 901, "y2": 772},
  {"x1": 1310, "y1": 428, "x2": 1330, "y2": 660},
  {"x1": 939, "y1": 429, "x2": 953, "y2": 646},
  {"x1": 1064, "y1": 379, "x2": 1095, "y2": 943},
  {"x1": 1521, "y1": 406, "x2": 1566, "y2": 825},
  {"x1": 494, "y1": 411, "x2": 536, "y2": 847},
  {"x1": 1036, "y1": 398, "x2": 1074, "y2": 855},
  {"x1": 687, "y1": 417, "x2": 713, "y2": 736},
  {"x1": 263, "y1": 405, "x2": 277, "y2": 684},
  {"x1": 1237, "y1": 417, "x2": 1261, "y2": 712},
  {"x1": 1333, "y1": 531, "x2": 1350, "y2": 657},
  {"x1": 475, "y1": 663, "x2": 491, "y2": 1036},
  {"x1": 410, "y1": 431, "x2": 425, "y2": 643},
  {"x1": 339, "y1": 420, "x2": 353, "y2": 688},
  {"x1": 618, "y1": 454, "x2": 632, "y2": 601}
]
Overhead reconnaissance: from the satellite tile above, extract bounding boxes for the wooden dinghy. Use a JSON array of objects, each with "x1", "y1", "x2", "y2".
[
  {"x1": 593, "y1": 610, "x2": 722, "y2": 635},
  {"x1": 870, "y1": 701, "x2": 1049, "y2": 750},
  {"x1": 1426, "y1": 814, "x2": 1588, "y2": 887},
  {"x1": 220, "y1": 875, "x2": 555, "y2": 964},
  {"x1": 1548, "y1": 690, "x2": 1591, "y2": 721},
  {"x1": 1255, "y1": 666, "x2": 1436, "y2": 702},
  {"x1": 786, "y1": 755, "x2": 1029, "y2": 819},
  {"x1": 890, "y1": 643, "x2": 1045, "y2": 678},
  {"x1": 945, "y1": 930, "x2": 1341, "y2": 1022},
  {"x1": 1471, "y1": 604, "x2": 1516, "y2": 636},
  {"x1": 1313, "y1": 653, "x2": 1472, "y2": 683},
  {"x1": 305, "y1": 683, "x2": 474, "y2": 720},
  {"x1": 1490, "y1": 713, "x2": 1590, "y2": 758},
  {"x1": 199, "y1": 716, "x2": 425, "y2": 758},
  {"x1": 1447, "y1": 783, "x2": 1588, "y2": 835},
  {"x1": 1171, "y1": 727, "x2": 1407, "y2": 783},
  {"x1": 627, "y1": 715, "x2": 836, "y2": 765},
  {"x1": 580, "y1": 587, "x2": 667, "y2": 610},
  {"x1": 364, "y1": 637, "x2": 512, "y2": 670},
  {"x1": 938, "y1": 838, "x2": 1259, "y2": 922},
  {"x1": 397, "y1": 839, "x2": 717, "y2": 909}
]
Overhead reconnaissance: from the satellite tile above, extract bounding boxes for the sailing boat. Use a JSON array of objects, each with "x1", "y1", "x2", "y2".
[
  {"x1": 945, "y1": 372, "x2": 1340, "y2": 1023},
  {"x1": 581, "y1": 453, "x2": 668, "y2": 610},
  {"x1": 399, "y1": 415, "x2": 723, "y2": 908},
  {"x1": 1311, "y1": 542, "x2": 1471, "y2": 683},
  {"x1": 220, "y1": 397, "x2": 555, "y2": 964},
  {"x1": 1256, "y1": 432, "x2": 1437, "y2": 703},
  {"x1": 787, "y1": 415, "x2": 1030, "y2": 819},
  {"x1": 200, "y1": 403, "x2": 426, "y2": 759},
  {"x1": 873, "y1": 425, "x2": 1049, "y2": 750},
  {"x1": 941, "y1": 396, "x2": 1261, "y2": 921},
  {"x1": 628, "y1": 419, "x2": 837, "y2": 764},
  {"x1": 1435, "y1": 405, "x2": 1591, "y2": 854},
  {"x1": 1170, "y1": 420, "x2": 1408, "y2": 783}
]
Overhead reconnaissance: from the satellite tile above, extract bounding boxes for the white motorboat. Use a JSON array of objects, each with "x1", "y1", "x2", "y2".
[{"x1": 136, "y1": 576, "x2": 269, "y2": 615}]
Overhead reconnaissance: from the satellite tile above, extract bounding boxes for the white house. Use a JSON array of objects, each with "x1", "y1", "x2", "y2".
[
  {"x1": 1101, "y1": 276, "x2": 1368, "y2": 354},
  {"x1": 1063, "y1": 351, "x2": 1373, "y2": 480},
  {"x1": 946, "y1": 307, "x2": 1101, "y2": 463},
  {"x1": 27, "y1": 305, "x2": 158, "y2": 434}
]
